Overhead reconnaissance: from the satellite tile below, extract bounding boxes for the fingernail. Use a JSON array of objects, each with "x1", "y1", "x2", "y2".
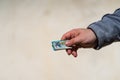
[{"x1": 65, "y1": 41, "x2": 69, "y2": 46}]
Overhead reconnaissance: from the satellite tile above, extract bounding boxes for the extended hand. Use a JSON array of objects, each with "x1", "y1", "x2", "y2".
[{"x1": 61, "y1": 28, "x2": 97, "y2": 57}]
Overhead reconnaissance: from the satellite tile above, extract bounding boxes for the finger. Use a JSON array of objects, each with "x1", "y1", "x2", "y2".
[
  {"x1": 61, "y1": 31, "x2": 72, "y2": 40},
  {"x1": 71, "y1": 46, "x2": 78, "y2": 57},
  {"x1": 66, "y1": 49, "x2": 72, "y2": 55},
  {"x1": 66, "y1": 36, "x2": 82, "y2": 47},
  {"x1": 65, "y1": 38, "x2": 77, "y2": 47},
  {"x1": 71, "y1": 50, "x2": 77, "y2": 57}
]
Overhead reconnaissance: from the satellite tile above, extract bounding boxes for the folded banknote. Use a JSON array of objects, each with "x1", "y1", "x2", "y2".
[{"x1": 52, "y1": 40, "x2": 72, "y2": 51}]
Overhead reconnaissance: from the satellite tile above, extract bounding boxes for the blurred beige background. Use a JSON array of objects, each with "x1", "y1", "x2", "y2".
[{"x1": 0, "y1": 0, "x2": 120, "y2": 80}]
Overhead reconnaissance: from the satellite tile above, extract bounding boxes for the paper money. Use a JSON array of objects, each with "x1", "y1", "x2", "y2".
[{"x1": 52, "y1": 40, "x2": 72, "y2": 51}]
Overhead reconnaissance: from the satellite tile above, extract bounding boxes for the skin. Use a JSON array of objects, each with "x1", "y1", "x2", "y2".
[{"x1": 61, "y1": 28, "x2": 97, "y2": 57}]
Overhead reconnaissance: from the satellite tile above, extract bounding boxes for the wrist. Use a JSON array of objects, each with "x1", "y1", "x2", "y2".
[{"x1": 87, "y1": 29, "x2": 98, "y2": 48}]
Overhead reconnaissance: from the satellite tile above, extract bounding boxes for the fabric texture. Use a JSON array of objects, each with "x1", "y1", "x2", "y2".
[{"x1": 88, "y1": 8, "x2": 120, "y2": 49}]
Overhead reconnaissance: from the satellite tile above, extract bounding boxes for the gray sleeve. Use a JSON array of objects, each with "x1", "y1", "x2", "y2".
[{"x1": 88, "y1": 8, "x2": 120, "y2": 49}]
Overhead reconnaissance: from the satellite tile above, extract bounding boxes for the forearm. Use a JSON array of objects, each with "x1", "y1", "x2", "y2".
[{"x1": 88, "y1": 8, "x2": 120, "y2": 49}]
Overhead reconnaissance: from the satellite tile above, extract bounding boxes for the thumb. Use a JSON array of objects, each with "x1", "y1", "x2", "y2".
[{"x1": 66, "y1": 38, "x2": 79, "y2": 47}]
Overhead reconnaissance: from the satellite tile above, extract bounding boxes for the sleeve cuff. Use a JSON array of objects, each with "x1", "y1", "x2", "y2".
[{"x1": 88, "y1": 23, "x2": 105, "y2": 50}]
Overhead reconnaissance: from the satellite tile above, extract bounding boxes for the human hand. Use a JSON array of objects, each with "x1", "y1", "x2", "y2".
[{"x1": 61, "y1": 28, "x2": 97, "y2": 57}]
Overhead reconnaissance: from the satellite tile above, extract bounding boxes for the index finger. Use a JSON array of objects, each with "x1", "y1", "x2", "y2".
[{"x1": 61, "y1": 31, "x2": 72, "y2": 40}]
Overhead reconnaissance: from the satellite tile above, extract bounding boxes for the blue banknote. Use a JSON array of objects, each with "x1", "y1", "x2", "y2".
[{"x1": 52, "y1": 40, "x2": 72, "y2": 51}]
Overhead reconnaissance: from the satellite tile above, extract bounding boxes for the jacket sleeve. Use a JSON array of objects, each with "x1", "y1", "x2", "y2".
[{"x1": 88, "y1": 8, "x2": 120, "y2": 49}]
